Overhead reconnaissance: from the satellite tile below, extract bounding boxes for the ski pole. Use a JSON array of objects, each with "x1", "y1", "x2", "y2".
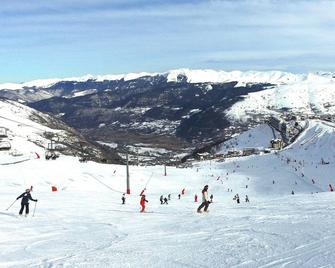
[
  {"x1": 6, "y1": 199, "x2": 17, "y2": 211},
  {"x1": 32, "y1": 202, "x2": 37, "y2": 217},
  {"x1": 144, "y1": 172, "x2": 154, "y2": 189},
  {"x1": 140, "y1": 172, "x2": 154, "y2": 195}
]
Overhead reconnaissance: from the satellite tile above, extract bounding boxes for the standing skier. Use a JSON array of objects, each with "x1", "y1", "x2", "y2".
[
  {"x1": 160, "y1": 195, "x2": 164, "y2": 204},
  {"x1": 121, "y1": 194, "x2": 126, "y2": 205},
  {"x1": 168, "y1": 194, "x2": 171, "y2": 200},
  {"x1": 16, "y1": 189, "x2": 38, "y2": 216},
  {"x1": 194, "y1": 194, "x2": 198, "y2": 202},
  {"x1": 197, "y1": 185, "x2": 210, "y2": 213},
  {"x1": 210, "y1": 194, "x2": 213, "y2": 203},
  {"x1": 233, "y1": 194, "x2": 240, "y2": 204},
  {"x1": 140, "y1": 194, "x2": 148, "y2": 213},
  {"x1": 245, "y1": 195, "x2": 249, "y2": 202}
]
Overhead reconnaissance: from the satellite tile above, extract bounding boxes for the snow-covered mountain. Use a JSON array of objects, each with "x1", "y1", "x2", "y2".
[
  {"x1": 227, "y1": 72, "x2": 335, "y2": 121},
  {"x1": 0, "y1": 98, "x2": 121, "y2": 163},
  {"x1": 0, "y1": 69, "x2": 302, "y2": 90},
  {"x1": 1, "y1": 69, "x2": 335, "y2": 163},
  {"x1": 1, "y1": 70, "x2": 334, "y2": 112},
  {"x1": 2, "y1": 68, "x2": 328, "y2": 90}
]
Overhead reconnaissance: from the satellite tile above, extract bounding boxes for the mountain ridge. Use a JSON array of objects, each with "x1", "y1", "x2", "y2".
[
  {"x1": 1, "y1": 68, "x2": 335, "y2": 164},
  {"x1": 2, "y1": 68, "x2": 331, "y2": 91}
]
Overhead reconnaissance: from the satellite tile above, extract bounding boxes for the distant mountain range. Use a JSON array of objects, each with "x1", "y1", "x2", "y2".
[{"x1": 1, "y1": 69, "x2": 334, "y2": 163}]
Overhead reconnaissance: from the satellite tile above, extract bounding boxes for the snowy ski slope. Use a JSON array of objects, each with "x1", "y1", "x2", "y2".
[{"x1": 1, "y1": 119, "x2": 335, "y2": 267}]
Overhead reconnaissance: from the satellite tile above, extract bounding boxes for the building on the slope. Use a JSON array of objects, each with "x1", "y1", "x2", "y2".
[
  {"x1": 242, "y1": 148, "x2": 259, "y2": 156},
  {"x1": 0, "y1": 127, "x2": 11, "y2": 150},
  {"x1": 196, "y1": 152, "x2": 213, "y2": 160},
  {"x1": 225, "y1": 150, "x2": 242, "y2": 158},
  {"x1": 270, "y1": 139, "x2": 284, "y2": 150}
]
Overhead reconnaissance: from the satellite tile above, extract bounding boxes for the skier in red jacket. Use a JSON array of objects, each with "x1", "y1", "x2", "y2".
[{"x1": 140, "y1": 195, "x2": 148, "y2": 212}]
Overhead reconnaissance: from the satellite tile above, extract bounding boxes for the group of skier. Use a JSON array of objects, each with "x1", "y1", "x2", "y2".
[
  {"x1": 134, "y1": 184, "x2": 250, "y2": 213},
  {"x1": 160, "y1": 195, "x2": 170, "y2": 205},
  {"x1": 12, "y1": 182, "x2": 247, "y2": 216}
]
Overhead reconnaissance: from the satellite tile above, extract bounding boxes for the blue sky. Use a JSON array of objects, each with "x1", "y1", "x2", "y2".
[{"x1": 0, "y1": 0, "x2": 334, "y2": 82}]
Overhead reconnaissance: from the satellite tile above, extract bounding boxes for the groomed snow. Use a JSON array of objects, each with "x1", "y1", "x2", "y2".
[{"x1": 1, "y1": 120, "x2": 335, "y2": 267}]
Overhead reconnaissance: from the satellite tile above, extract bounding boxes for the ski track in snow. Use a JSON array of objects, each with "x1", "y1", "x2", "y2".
[{"x1": 1, "y1": 188, "x2": 335, "y2": 267}]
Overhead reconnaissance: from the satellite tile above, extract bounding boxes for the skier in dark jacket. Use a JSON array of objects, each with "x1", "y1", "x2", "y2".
[
  {"x1": 245, "y1": 195, "x2": 250, "y2": 202},
  {"x1": 233, "y1": 194, "x2": 240, "y2": 204},
  {"x1": 16, "y1": 189, "x2": 37, "y2": 216},
  {"x1": 121, "y1": 194, "x2": 126, "y2": 205}
]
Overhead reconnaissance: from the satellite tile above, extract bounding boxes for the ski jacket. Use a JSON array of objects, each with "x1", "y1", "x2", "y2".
[
  {"x1": 140, "y1": 197, "x2": 148, "y2": 206},
  {"x1": 202, "y1": 190, "x2": 209, "y2": 202},
  {"x1": 17, "y1": 192, "x2": 36, "y2": 204}
]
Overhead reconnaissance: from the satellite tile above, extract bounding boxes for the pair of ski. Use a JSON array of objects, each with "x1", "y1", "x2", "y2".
[
  {"x1": 108, "y1": 209, "x2": 155, "y2": 214},
  {"x1": 5, "y1": 200, "x2": 37, "y2": 217}
]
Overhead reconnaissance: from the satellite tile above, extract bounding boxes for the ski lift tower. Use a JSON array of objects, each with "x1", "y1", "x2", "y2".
[
  {"x1": 45, "y1": 135, "x2": 63, "y2": 160},
  {"x1": 126, "y1": 152, "x2": 130, "y2": 194},
  {"x1": 47, "y1": 139, "x2": 56, "y2": 151}
]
